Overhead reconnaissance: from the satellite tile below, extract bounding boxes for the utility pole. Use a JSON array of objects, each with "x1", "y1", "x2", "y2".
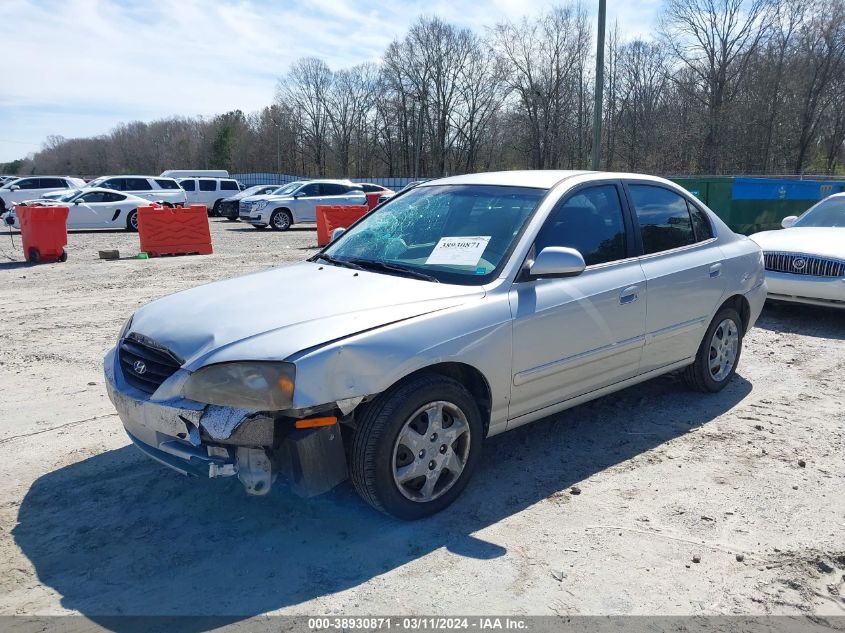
[
  {"x1": 414, "y1": 93, "x2": 425, "y2": 180},
  {"x1": 591, "y1": 0, "x2": 606, "y2": 171}
]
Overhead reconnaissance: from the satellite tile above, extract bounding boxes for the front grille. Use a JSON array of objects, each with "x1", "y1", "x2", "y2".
[
  {"x1": 219, "y1": 201, "x2": 237, "y2": 216},
  {"x1": 764, "y1": 252, "x2": 845, "y2": 278},
  {"x1": 119, "y1": 335, "x2": 183, "y2": 394}
]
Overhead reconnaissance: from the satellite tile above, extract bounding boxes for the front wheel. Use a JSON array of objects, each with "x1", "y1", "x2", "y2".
[
  {"x1": 683, "y1": 307, "x2": 743, "y2": 392},
  {"x1": 350, "y1": 373, "x2": 483, "y2": 520},
  {"x1": 269, "y1": 209, "x2": 292, "y2": 231}
]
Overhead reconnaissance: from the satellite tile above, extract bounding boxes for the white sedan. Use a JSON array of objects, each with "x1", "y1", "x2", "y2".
[
  {"x1": 9, "y1": 188, "x2": 151, "y2": 231},
  {"x1": 750, "y1": 192, "x2": 845, "y2": 308}
]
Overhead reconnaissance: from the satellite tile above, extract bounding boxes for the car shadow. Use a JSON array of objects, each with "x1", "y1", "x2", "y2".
[
  {"x1": 755, "y1": 301, "x2": 845, "y2": 340},
  {"x1": 13, "y1": 372, "x2": 751, "y2": 628}
]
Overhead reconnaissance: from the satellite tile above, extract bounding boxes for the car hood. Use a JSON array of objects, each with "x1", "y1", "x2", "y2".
[
  {"x1": 129, "y1": 261, "x2": 484, "y2": 370},
  {"x1": 749, "y1": 227, "x2": 845, "y2": 260}
]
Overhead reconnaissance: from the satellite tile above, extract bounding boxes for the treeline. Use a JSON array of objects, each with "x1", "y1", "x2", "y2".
[{"x1": 6, "y1": 0, "x2": 845, "y2": 179}]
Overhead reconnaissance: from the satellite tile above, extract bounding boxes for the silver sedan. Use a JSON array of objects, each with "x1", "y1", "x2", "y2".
[{"x1": 104, "y1": 170, "x2": 767, "y2": 519}]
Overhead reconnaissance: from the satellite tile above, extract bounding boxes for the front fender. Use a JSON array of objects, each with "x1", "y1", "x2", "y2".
[{"x1": 288, "y1": 294, "x2": 514, "y2": 436}]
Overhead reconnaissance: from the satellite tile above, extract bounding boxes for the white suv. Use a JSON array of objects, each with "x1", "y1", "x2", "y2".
[
  {"x1": 177, "y1": 178, "x2": 242, "y2": 216},
  {"x1": 0, "y1": 176, "x2": 86, "y2": 212},
  {"x1": 85, "y1": 175, "x2": 187, "y2": 206},
  {"x1": 239, "y1": 180, "x2": 367, "y2": 230}
]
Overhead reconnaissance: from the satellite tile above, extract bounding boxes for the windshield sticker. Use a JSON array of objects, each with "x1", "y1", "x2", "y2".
[{"x1": 425, "y1": 236, "x2": 491, "y2": 267}]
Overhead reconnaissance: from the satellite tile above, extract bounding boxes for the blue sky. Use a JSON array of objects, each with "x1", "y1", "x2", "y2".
[{"x1": 0, "y1": 0, "x2": 662, "y2": 164}]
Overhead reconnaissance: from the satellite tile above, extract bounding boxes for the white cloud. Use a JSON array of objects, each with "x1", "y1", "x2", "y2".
[{"x1": 0, "y1": 0, "x2": 664, "y2": 163}]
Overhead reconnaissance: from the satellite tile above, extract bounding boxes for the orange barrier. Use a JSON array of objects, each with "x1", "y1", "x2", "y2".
[
  {"x1": 17, "y1": 205, "x2": 69, "y2": 263},
  {"x1": 137, "y1": 204, "x2": 213, "y2": 257},
  {"x1": 365, "y1": 191, "x2": 382, "y2": 210},
  {"x1": 316, "y1": 205, "x2": 369, "y2": 246}
]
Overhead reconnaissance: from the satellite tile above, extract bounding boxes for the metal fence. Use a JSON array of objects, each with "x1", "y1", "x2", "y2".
[{"x1": 232, "y1": 173, "x2": 419, "y2": 189}]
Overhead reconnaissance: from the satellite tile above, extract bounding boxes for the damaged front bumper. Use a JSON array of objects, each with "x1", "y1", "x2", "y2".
[{"x1": 104, "y1": 347, "x2": 347, "y2": 497}]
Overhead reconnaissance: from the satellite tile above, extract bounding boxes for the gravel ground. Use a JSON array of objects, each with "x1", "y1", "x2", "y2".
[{"x1": 0, "y1": 219, "x2": 843, "y2": 620}]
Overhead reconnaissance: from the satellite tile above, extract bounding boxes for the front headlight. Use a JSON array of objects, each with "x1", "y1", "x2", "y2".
[
  {"x1": 255, "y1": 201, "x2": 269, "y2": 211},
  {"x1": 183, "y1": 361, "x2": 295, "y2": 410}
]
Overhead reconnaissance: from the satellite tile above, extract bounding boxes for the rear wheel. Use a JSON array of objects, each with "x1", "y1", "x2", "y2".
[
  {"x1": 683, "y1": 307, "x2": 743, "y2": 392},
  {"x1": 126, "y1": 209, "x2": 138, "y2": 232},
  {"x1": 270, "y1": 209, "x2": 292, "y2": 231},
  {"x1": 350, "y1": 373, "x2": 483, "y2": 520},
  {"x1": 28, "y1": 247, "x2": 40, "y2": 263},
  {"x1": 58, "y1": 249, "x2": 67, "y2": 262}
]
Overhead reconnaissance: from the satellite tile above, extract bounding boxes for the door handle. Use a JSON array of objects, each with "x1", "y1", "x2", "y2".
[
  {"x1": 619, "y1": 286, "x2": 639, "y2": 305},
  {"x1": 709, "y1": 263, "x2": 722, "y2": 278}
]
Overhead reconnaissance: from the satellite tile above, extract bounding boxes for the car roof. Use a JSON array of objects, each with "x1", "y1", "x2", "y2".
[{"x1": 420, "y1": 170, "x2": 682, "y2": 190}]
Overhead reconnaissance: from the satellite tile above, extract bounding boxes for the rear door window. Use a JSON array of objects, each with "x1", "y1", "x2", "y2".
[
  {"x1": 687, "y1": 202, "x2": 713, "y2": 242},
  {"x1": 199, "y1": 179, "x2": 217, "y2": 192},
  {"x1": 535, "y1": 184, "x2": 628, "y2": 266},
  {"x1": 322, "y1": 183, "x2": 350, "y2": 196},
  {"x1": 628, "y1": 185, "x2": 696, "y2": 254},
  {"x1": 154, "y1": 179, "x2": 180, "y2": 190}
]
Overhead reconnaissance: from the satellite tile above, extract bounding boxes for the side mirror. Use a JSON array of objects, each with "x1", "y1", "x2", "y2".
[
  {"x1": 4, "y1": 214, "x2": 14, "y2": 226},
  {"x1": 10, "y1": 185, "x2": 20, "y2": 191},
  {"x1": 73, "y1": 199, "x2": 81, "y2": 205},
  {"x1": 528, "y1": 247, "x2": 586, "y2": 279},
  {"x1": 781, "y1": 215, "x2": 798, "y2": 229},
  {"x1": 330, "y1": 227, "x2": 346, "y2": 241}
]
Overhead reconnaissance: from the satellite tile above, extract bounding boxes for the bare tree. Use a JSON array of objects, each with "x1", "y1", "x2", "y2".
[{"x1": 661, "y1": 0, "x2": 774, "y2": 172}]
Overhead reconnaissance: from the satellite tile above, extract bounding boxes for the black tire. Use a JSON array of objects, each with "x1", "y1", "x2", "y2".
[
  {"x1": 0, "y1": 198, "x2": 6, "y2": 213},
  {"x1": 269, "y1": 209, "x2": 292, "y2": 231},
  {"x1": 211, "y1": 200, "x2": 222, "y2": 217},
  {"x1": 58, "y1": 249, "x2": 67, "y2": 262},
  {"x1": 683, "y1": 307, "x2": 743, "y2": 393},
  {"x1": 350, "y1": 373, "x2": 483, "y2": 520},
  {"x1": 28, "y1": 247, "x2": 39, "y2": 263},
  {"x1": 126, "y1": 209, "x2": 138, "y2": 232}
]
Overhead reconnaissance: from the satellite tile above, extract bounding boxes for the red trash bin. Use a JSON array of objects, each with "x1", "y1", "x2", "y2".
[
  {"x1": 16, "y1": 205, "x2": 69, "y2": 263},
  {"x1": 365, "y1": 191, "x2": 382, "y2": 210}
]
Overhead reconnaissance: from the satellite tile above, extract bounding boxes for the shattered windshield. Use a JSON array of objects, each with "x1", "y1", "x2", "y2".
[{"x1": 319, "y1": 184, "x2": 545, "y2": 284}]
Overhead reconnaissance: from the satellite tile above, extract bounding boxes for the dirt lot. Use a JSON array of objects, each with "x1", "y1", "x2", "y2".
[{"x1": 0, "y1": 219, "x2": 843, "y2": 620}]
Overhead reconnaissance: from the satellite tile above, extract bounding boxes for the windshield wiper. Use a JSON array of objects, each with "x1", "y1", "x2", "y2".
[
  {"x1": 314, "y1": 253, "x2": 364, "y2": 270},
  {"x1": 345, "y1": 258, "x2": 440, "y2": 283}
]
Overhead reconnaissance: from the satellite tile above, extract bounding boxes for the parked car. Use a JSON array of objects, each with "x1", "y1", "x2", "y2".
[
  {"x1": 217, "y1": 185, "x2": 279, "y2": 221},
  {"x1": 239, "y1": 180, "x2": 366, "y2": 230},
  {"x1": 749, "y1": 192, "x2": 845, "y2": 308},
  {"x1": 177, "y1": 177, "x2": 242, "y2": 216},
  {"x1": 160, "y1": 169, "x2": 230, "y2": 179},
  {"x1": 379, "y1": 180, "x2": 427, "y2": 205},
  {"x1": 8, "y1": 188, "x2": 151, "y2": 231},
  {"x1": 85, "y1": 175, "x2": 187, "y2": 206},
  {"x1": 105, "y1": 170, "x2": 766, "y2": 519},
  {"x1": 358, "y1": 183, "x2": 394, "y2": 196},
  {"x1": 0, "y1": 176, "x2": 86, "y2": 212}
]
